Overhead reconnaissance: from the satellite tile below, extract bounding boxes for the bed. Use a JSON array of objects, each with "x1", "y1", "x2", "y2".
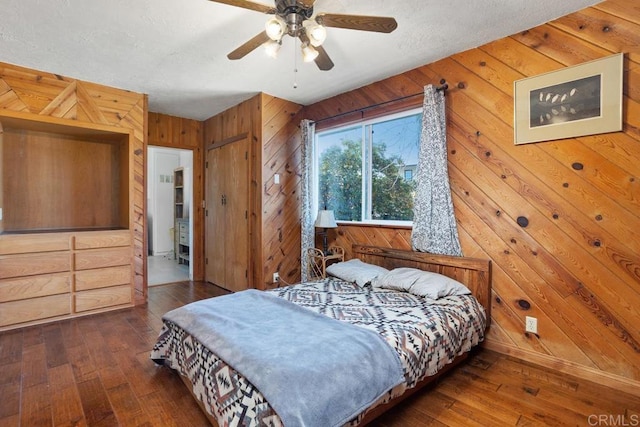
[{"x1": 150, "y1": 245, "x2": 492, "y2": 426}]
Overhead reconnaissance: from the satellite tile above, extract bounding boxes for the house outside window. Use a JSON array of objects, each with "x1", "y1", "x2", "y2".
[
  {"x1": 403, "y1": 166, "x2": 416, "y2": 181},
  {"x1": 314, "y1": 108, "x2": 422, "y2": 225}
]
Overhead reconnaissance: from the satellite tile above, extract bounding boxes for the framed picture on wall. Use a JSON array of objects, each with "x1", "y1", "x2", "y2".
[{"x1": 514, "y1": 53, "x2": 623, "y2": 145}]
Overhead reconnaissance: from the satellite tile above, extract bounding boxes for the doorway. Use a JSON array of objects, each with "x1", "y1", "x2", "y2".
[{"x1": 147, "y1": 146, "x2": 193, "y2": 285}]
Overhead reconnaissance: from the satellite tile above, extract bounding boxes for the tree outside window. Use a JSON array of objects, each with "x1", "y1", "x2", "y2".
[{"x1": 315, "y1": 110, "x2": 421, "y2": 223}]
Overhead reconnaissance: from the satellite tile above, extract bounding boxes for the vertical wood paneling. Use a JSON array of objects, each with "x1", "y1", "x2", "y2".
[
  {"x1": 203, "y1": 95, "x2": 261, "y2": 288},
  {"x1": 0, "y1": 61, "x2": 147, "y2": 304},
  {"x1": 301, "y1": 0, "x2": 640, "y2": 386},
  {"x1": 147, "y1": 112, "x2": 205, "y2": 281},
  {"x1": 201, "y1": 94, "x2": 303, "y2": 289}
]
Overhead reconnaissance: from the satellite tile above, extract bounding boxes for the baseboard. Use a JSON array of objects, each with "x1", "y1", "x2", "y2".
[{"x1": 483, "y1": 338, "x2": 640, "y2": 398}]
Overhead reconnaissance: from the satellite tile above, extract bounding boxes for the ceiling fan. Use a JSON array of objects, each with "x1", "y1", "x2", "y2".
[{"x1": 209, "y1": 0, "x2": 398, "y2": 71}]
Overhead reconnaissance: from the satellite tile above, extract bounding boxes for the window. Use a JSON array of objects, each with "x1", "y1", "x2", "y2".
[{"x1": 315, "y1": 108, "x2": 422, "y2": 224}]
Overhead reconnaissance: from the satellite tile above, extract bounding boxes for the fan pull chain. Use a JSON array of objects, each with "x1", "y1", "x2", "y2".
[{"x1": 293, "y1": 37, "x2": 298, "y2": 89}]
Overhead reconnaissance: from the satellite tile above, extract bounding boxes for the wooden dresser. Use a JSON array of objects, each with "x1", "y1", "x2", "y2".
[
  {"x1": 0, "y1": 230, "x2": 133, "y2": 331},
  {"x1": 0, "y1": 106, "x2": 138, "y2": 331}
]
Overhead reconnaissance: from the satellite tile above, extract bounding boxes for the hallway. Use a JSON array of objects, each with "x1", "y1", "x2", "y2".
[{"x1": 147, "y1": 255, "x2": 189, "y2": 286}]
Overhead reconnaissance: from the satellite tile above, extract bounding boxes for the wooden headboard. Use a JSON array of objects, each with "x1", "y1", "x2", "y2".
[{"x1": 353, "y1": 245, "x2": 492, "y2": 323}]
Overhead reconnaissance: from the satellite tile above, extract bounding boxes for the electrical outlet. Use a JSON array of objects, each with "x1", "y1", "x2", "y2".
[
  {"x1": 525, "y1": 316, "x2": 538, "y2": 334},
  {"x1": 273, "y1": 272, "x2": 280, "y2": 283}
]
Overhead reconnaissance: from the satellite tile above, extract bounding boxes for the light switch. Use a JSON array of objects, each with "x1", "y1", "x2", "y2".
[{"x1": 274, "y1": 174, "x2": 280, "y2": 184}]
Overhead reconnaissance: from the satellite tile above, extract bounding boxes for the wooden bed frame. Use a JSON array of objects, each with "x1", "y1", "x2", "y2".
[
  {"x1": 353, "y1": 245, "x2": 492, "y2": 322},
  {"x1": 179, "y1": 244, "x2": 492, "y2": 426},
  {"x1": 352, "y1": 245, "x2": 492, "y2": 425}
]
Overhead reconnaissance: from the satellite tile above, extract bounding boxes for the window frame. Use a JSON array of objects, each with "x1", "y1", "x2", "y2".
[{"x1": 313, "y1": 107, "x2": 422, "y2": 227}]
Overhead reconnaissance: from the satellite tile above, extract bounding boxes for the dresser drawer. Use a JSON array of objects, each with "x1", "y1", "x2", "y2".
[
  {"x1": 179, "y1": 232, "x2": 188, "y2": 245},
  {"x1": 0, "y1": 251, "x2": 70, "y2": 279},
  {"x1": 75, "y1": 285, "x2": 132, "y2": 312},
  {"x1": 74, "y1": 247, "x2": 131, "y2": 271},
  {"x1": 74, "y1": 230, "x2": 131, "y2": 249},
  {"x1": 75, "y1": 265, "x2": 131, "y2": 291},
  {"x1": 0, "y1": 294, "x2": 70, "y2": 327},
  {"x1": 0, "y1": 273, "x2": 70, "y2": 303},
  {"x1": 0, "y1": 233, "x2": 71, "y2": 256}
]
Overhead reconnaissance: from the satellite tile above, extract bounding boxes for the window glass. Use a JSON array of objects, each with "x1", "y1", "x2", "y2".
[
  {"x1": 316, "y1": 125, "x2": 363, "y2": 221},
  {"x1": 315, "y1": 109, "x2": 422, "y2": 223}
]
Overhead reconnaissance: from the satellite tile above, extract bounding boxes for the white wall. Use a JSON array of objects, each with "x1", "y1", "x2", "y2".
[
  {"x1": 147, "y1": 147, "x2": 194, "y2": 283},
  {"x1": 147, "y1": 147, "x2": 179, "y2": 255}
]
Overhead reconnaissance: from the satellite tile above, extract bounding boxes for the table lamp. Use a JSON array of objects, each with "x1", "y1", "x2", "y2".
[{"x1": 314, "y1": 210, "x2": 338, "y2": 255}]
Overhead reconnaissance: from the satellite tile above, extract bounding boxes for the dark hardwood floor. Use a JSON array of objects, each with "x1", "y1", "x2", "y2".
[{"x1": 1, "y1": 281, "x2": 638, "y2": 426}]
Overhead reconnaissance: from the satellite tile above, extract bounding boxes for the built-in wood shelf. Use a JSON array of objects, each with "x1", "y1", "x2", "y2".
[
  {"x1": 0, "y1": 109, "x2": 136, "y2": 331},
  {"x1": 0, "y1": 109, "x2": 132, "y2": 234}
]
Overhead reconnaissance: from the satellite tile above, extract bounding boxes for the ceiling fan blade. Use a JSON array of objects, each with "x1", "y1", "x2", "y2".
[
  {"x1": 227, "y1": 31, "x2": 271, "y2": 60},
  {"x1": 315, "y1": 13, "x2": 398, "y2": 33},
  {"x1": 208, "y1": 0, "x2": 275, "y2": 14},
  {"x1": 297, "y1": 0, "x2": 316, "y2": 8},
  {"x1": 313, "y1": 45, "x2": 334, "y2": 71}
]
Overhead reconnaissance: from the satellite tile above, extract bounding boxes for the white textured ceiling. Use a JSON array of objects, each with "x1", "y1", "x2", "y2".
[{"x1": 1, "y1": 0, "x2": 599, "y2": 120}]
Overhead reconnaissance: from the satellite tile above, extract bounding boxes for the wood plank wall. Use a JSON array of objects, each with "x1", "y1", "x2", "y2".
[
  {"x1": 302, "y1": 0, "x2": 640, "y2": 388},
  {"x1": 202, "y1": 94, "x2": 303, "y2": 289},
  {"x1": 0, "y1": 61, "x2": 147, "y2": 304},
  {"x1": 203, "y1": 95, "x2": 262, "y2": 288},
  {"x1": 261, "y1": 95, "x2": 305, "y2": 289},
  {"x1": 147, "y1": 112, "x2": 204, "y2": 280}
]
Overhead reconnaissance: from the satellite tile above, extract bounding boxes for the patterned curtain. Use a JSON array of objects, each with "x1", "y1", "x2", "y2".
[
  {"x1": 300, "y1": 119, "x2": 316, "y2": 281},
  {"x1": 411, "y1": 85, "x2": 463, "y2": 256}
]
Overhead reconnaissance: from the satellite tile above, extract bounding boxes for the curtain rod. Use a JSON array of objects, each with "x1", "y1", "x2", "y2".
[{"x1": 314, "y1": 82, "x2": 448, "y2": 125}]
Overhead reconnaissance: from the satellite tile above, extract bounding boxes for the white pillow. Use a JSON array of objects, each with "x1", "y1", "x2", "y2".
[
  {"x1": 325, "y1": 259, "x2": 389, "y2": 287},
  {"x1": 372, "y1": 267, "x2": 471, "y2": 299}
]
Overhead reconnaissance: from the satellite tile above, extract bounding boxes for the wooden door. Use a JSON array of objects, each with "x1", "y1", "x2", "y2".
[
  {"x1": 205, "y1": 145, "x2": 225, "y2": 286},
  {"x1": 224, "y1": 137, "x2": 250, "y2": 291},
  {"x1": 205, "y1": 135, "x2": 250, "y2": 291}
]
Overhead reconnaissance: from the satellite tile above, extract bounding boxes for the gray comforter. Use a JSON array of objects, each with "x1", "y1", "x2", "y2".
[{"x1": 162, "y1": 289, "x2": 404, "y2": 427}]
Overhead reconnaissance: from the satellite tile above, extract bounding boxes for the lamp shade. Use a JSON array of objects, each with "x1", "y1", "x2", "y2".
[
  {"x1": 265, "y1": 16, "x2": 285, "y2": 41},
  {"x1": 301, "y1": 42, "x2": 319, "y2": 63},
  {"x1": 303, "y1": 19, "x2": 327, "y2": 47},
  {"x1": 264, "y1": 39, "x2": 281, "y2": 58},
  {"x1": 315, "y1": 210, "x2": 337, "y2": 228}
]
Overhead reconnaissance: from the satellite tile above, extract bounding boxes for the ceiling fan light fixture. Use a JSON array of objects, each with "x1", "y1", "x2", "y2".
[
  {"x1": 301, "y1": 42, "x2": 319, "y2": 63},
  {"x1": 264, "y1": 39, "x2": 281, "y2": 58},
  {"x1": 303, "y1": 19, "x2": 326, "y2": 47},
  {"x1": 265, "y1": 16, "x2": 285, "y2": 40},
  {"x1": 212, "y1": 0, "x2": 397, "y2": 72}
]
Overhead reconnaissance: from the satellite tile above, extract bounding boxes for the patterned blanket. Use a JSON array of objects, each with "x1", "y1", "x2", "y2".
[
  {"x1": 150, "y1": 278, "x2": 487, "y2": 426},
  {"x1": 160, "y1": 289, "x2": 404, "y2": 427}
]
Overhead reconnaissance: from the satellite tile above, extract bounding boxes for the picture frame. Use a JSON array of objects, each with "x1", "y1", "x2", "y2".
[{"x1": 514, "y1": 53, "x2": 623, "y2": 145}]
